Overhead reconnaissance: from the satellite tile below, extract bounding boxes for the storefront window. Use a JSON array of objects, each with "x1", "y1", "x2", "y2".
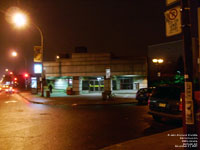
[
  {"x1": 82, "y1": 80, "x2": 89, "y2": 90},
  {"x1": 120, "y1": 78, "x2": 133, "y2": 90}
]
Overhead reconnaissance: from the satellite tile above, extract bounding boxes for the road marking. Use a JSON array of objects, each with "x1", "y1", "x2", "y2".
[{"x1": 5, "y1": 100, "x2": 17, "y2": 103}]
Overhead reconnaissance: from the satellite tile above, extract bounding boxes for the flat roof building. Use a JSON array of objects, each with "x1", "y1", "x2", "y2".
[{"x1": 43, "y1": 52, "x2": 147, "y2": 95}]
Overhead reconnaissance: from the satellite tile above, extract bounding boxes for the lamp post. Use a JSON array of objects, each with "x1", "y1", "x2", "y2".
[
  {"x1": 56, "y1": 55, "x2": 62, "y2": 77},
  {"x1": 11, "y1": 10, "x2": 45, "y2": 96},
  {"x1": 32, "y1": 23, "x2": 44, "y2": 96}
]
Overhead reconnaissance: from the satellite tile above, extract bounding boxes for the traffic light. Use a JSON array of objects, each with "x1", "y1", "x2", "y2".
[{"x1": 24, "y1": 73, "x2": 29, "y2": 78}]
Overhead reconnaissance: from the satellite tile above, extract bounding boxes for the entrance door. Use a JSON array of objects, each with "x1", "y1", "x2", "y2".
[{"x1": 89, "y1": 80, "x2": 104, "y2": 92}]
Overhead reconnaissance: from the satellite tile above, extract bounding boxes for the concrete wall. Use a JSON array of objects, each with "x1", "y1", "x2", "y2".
[
  {"x1": 133, "y1": 76, "x2": 147, "y2": 89},
  {"x1": 44, "y1": 53, "x2": 147, "y2": 77}
]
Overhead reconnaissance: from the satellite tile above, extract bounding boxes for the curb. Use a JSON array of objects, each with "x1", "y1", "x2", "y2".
[
  {"x1": 17, "y1": 93, "x2": 46, "y2": 105},
  {"x1": 17, "y1": 93, "x2": 138, "y2": 106}
]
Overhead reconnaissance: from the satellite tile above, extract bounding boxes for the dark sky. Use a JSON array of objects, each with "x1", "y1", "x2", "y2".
[{"x1": 0, "y1": 0, "x2": 181, "y2": 76}]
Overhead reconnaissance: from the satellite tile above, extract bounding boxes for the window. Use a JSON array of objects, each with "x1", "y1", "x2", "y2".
[
  {"x1": 120, "y1": 78, "x2": 133, "y2": 90},
  {"x1": 82, "y1": 80, "x2": 89, "y2": 90}
]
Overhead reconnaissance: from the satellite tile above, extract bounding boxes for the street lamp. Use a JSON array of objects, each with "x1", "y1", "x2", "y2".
[
  {"x1": 12, "y1": 12, "x2": 27, "y2": 28},
  {"x1": 56, "y1": 55, "x2": 62, "y2": 76},
  {"x1": 56, "y1": 55, "x2": 60, "y2": 59},
  {"x1": 11, "y1": 51, "x2": 27, "y2": 71},
  {"x1": 10, "y1": 9, "x2": 44, "y2": 96},
  {"x1": 152, "y1": 58, "x2": 164, "y2": 77},
  {"x1": 152, "y1": 58, "x2": 164, "y2": 64},
  {"x1": 11, "y1": 51, "x2": 18, "y2": 57}
]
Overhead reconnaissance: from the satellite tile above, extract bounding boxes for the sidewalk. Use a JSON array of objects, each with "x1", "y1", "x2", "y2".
[
  {"x1": 18, "y1": 91, "x2": 137, "y2": 106},
  {"x1": 101, "y1": 128, "x2": 184, "y2": 150},
  {"x1": 17, "y1": 91, "x2": 185, "y2": 150}
]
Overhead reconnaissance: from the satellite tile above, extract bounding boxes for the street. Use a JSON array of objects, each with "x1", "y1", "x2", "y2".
[{"x1": 0, "y1": 92, "x2": 182, "y2": 150}]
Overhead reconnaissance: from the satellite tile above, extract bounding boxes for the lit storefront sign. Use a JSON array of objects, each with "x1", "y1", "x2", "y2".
[{"x1": 34, "y1": 64, "x2": 42, "y2": 74}]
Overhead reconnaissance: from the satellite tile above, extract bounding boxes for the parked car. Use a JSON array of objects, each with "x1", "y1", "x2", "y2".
[
  {"x1": 148, "y1": 86, "x2": 183, "y2": 122},
  {"x1": 136, "y1": 87, "x2": 154, "y2": 104}
]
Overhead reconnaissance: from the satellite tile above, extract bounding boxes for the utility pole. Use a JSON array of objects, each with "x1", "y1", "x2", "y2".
[
  {"x1": 198, "y1": 8, "x2": 200, "y2": 88},
  {"x1": 181, "y1": 0, "x2": 197, "y2": 149}
]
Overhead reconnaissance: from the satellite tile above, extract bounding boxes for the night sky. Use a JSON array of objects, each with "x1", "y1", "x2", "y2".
[{"x1": 0, "y1": 0, "x2": 181, "y2": 76}]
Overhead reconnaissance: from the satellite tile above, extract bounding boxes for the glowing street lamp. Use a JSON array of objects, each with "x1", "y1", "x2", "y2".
[
  {"x1": 11, "y1": 51, "x2": 18, "y2": 57},
  {"x1": 11, "y1": 50, "x2": 27, "y2": 71},
  {"x1": 152, "y1": 58, "x2": 164, "y2": 64},
  {"x1": 12, "y1": 12, "x2": 27, "y2": 28},
  {"x1": 56, "y1": 55, "x2": 60, "y2": 59},
  {"x1": 152, "y1": 58, "x2": 164, "y2": 77}
]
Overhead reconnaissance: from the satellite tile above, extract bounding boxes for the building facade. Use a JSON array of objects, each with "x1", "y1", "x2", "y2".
[
  {"x1": 43, "y1": 53, "x2": 147, "y2": 94},
  {"x1": 148, "y1": 39, "x2": 199, "y2": 87}
]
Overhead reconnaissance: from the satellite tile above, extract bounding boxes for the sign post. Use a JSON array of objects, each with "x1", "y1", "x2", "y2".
[
  {"x1": 181, "y1": 0, "x2": 197, "y2": 149},
  {"x1": 33, "y1": 46, "x2": 44, "y2": 96}
]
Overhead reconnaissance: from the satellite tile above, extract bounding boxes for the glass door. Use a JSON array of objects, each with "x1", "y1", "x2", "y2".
[{"x1": 89, "y1": 80, "x2": 104, "y2": 92}]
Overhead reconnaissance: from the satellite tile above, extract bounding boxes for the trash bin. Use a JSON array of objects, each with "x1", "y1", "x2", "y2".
[
  {"x1": 46, "y1": 91, "x2": 50, "y2": 98},
  {"x1": 66, "y1": 87, "x2": 73, "y2": 95}
]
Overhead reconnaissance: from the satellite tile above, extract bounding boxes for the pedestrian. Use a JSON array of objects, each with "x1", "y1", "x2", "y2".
[{"x1": 48, "y1": 84, "x2": 53, "y2": 93}]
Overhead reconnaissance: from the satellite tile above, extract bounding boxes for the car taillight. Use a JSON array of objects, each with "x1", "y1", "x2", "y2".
[{"x1": 179, "y1": 98, "x2": 183, "y2": 111}]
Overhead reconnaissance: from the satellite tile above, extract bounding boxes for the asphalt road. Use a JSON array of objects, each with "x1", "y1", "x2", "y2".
[{"x1": 0, "y1": 92, "x2": 182, "y2": 150}]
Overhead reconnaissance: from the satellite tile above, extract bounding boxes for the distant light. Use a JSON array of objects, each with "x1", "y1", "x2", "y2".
[
  {"x1": 56, "y1": 55, "x2": 60, "y2": 59},
  {"x1": 152, "y1": 58, "x2": 164, "y2": 64},
  {"x1": 97, "y1": 77, "x2": 101, "y2": 81},
  {"x1": 69, "y1": 79, "x2": 72, "y2": 84},
  {"x1": 158, "y1": 59, "x2": 164, "y2": 64},
  {"x1": 34, "y1": 64, "x2": 42, "y2": 74},
  {"x1": 12, "y1": 51, "x2": 17, "y2": 57},
  {"x1": 152, "y1": 59, "x2": 158, "y2": 63},
  {"x1": 5, "y1": 69, "x2": 9, "y2": 72},
  {"x1": 9, "y1": 72, "x2": 13, "y2": 75}
]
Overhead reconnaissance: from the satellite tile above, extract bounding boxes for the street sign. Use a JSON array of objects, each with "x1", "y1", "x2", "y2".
[
  {"x1": 166, "y1": 0, "x2": 179, "y2": 6},
  {"x1": 185, "y1": 82, "x2": 194, "y2": 124},
  {"x1": 164, "y1": 6, "x2": 182, "y2": 37},
  {"x1": 34, "y1": 46, "x2": 43, "y2": 62},
  {"x1": 106, "y1": 69, "x2": 110, "y2": 79}
]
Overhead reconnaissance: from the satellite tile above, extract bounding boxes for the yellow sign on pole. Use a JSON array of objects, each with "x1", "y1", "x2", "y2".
[
  {"x1": 166, "y1": 0, "x2": 179, "y2": 6},
  {"x1": 34, "y1": 46, "x2": 43, "y2": 62},
  {"x1": 165, "y1": 6, "x2": 182, "y2": 37}
]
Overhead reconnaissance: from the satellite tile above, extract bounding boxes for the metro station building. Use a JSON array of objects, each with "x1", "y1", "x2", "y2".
[{"x1": 43, "y1": 52, "x2": 147, "y2": 95}]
